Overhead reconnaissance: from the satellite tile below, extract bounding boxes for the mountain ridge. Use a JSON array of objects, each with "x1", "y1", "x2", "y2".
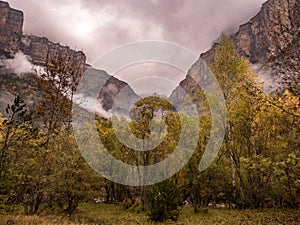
[
  {"x1": 0, "y1": 0, "x2": 299, "y2": 117},
  {"x1": 201, "y1": 0, "x2": 299, "y2": 64},
  {"x1": 172, "y1": 0, "x2": 299, "y2": 99},
  {"x1": 0, "y1": 0, "x2": 138, "y2": 116}
]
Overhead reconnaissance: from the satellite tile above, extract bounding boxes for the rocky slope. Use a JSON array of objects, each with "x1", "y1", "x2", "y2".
[
  {"x1": 0, "y1": 1, "x2": 138, "y2": 116},
  {"x1": 0, "y1": 1, "x2": 23, "y2": 53},
  {"x1": 175, "y1": 0, "x2": 299, "y2": 97}
]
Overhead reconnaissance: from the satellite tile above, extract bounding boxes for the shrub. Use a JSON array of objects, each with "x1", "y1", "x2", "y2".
[{"x1": 147, "y1": 180, "x2": 182, "y2": 222}]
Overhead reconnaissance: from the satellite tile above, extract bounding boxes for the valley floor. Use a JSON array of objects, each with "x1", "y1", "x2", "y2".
[{"x1": 0, "y1": 203, "x2": 299, "y2": 225}]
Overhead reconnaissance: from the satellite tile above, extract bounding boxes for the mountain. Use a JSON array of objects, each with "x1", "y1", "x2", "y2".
[
  {"x1": 0, "y1": 1, "x2": 138, "y2": 116},
  {"x1": 0, "y1": 1, "x2": 86, "y2": 67},
  {"x1": 172, "y1": 0, "x2": 299, "y2": 98},
  {"x1": 1, "y1": 0, "x2": 298, "y2": 118}
]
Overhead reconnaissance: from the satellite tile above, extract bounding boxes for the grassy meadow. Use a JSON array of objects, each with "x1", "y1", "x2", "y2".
[{"x1": 1, "y1": 203, "x2": 299, "y2": 225}]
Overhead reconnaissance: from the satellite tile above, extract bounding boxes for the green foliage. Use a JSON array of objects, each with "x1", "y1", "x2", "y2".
[
  {"x1": 147, "y1": 180, "x2": 182, "y2": 222},
  {"x1": 0, "y1": 95, "x2": 31, "y2": 179},
  {"x1": 0, "y1": 36, "x2": 299, "y2": 221}
]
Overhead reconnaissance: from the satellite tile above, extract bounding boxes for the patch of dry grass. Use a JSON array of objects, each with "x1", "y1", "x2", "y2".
[{"x1": 0, "y1": 203, "x2": 299, "y2": 225}]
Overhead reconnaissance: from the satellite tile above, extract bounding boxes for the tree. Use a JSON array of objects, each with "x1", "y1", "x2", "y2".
[
  {"x1": 29, "y1": 51, "x2": 96, "y2": 215},
  {"x1": 0, "y1": 95, "x2": 31, "y2": 178},
  {"x1": 0, "y1": 96, "x2": 42, "y2": 214},
  {"x1": 198, "y1": 36, "x2": 300, "y2": 208},
  {"x1": 47, "y1": 132, "x2": 103, "y2": 215},
  {"x1": 206, "y1": 35, "x2": 263, "y2": 207}
]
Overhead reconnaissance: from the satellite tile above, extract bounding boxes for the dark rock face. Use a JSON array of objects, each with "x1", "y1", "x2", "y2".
[
  {"x1": 0, "y1": 1, "x2": 23, "y2": 53},
  {"x1": 176, "y1": 0, "x2": 300, "y2": 97},
  {"x1": 99, "y1": 76, "x2": 139, "y2": 113},
  {"x1": 0, "y1": 1, "x2": 138, "y2": 116},
  {"x1": 233, "y1": 0, "x2": 299, "y2": 63},
  {"x1": 0, "y1": 1, "x2": 86, "y2": 68},
  {"x1": 76, "y1": 67, "x2": 139, "y2": 115},
  {"x1": 202, "y1": 0, "x2": 299, "y2": 64},
  {"x1": 100, "y1": 77, "x2": 129, "y2": 111},
  {"x1": 20, "y1": 35, "x2": 86, "y2": 69}
]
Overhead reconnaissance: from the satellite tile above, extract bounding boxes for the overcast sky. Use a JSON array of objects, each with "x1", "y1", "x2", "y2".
[{"x1": 7, "y1": 0, "x2": 266, "y2": 95}]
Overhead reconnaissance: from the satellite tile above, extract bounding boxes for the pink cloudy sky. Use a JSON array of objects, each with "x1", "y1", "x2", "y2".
[{"x1": 6, "y1": 0, "x2": 266, "y2": 95}]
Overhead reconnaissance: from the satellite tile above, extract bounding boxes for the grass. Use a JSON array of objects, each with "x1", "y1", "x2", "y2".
[{"x1": 0, "y1": 203, "x2": 299, "y2": 225}]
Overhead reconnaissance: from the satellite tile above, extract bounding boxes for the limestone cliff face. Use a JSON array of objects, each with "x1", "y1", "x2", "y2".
[
  {"x1": 202, "y1": 0, "x2": 299, "y2": 64},
  {"x1": 100, "y1": 76, "x2": 131, "y2": 111},
  {"x1": 99, "y1": 76, "x2": 139, "y2": 113},
  {"x1": 0, "y1": 1, "x2": 138, "y2": 116},
  {"x1": 0, "y1": 1, "x2": 86, "y2": 68},
  {"x1": 0, "y1": 1, "x2": 23, "y2": 53},
  {"x1": 175, "y1": 0, "x2": 299, "y2": 98},
  {"x1": 20, "y1": 35, "x2": 86, "y2": 69}
]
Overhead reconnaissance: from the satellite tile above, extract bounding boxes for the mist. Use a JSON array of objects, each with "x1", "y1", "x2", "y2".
[{"x1": 0, "y1": 51, "x2": 33, "y2": 75}]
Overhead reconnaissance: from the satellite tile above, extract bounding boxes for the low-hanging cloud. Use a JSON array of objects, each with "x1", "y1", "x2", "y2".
[{"x1": 1, "y1": 51, "x2": 33, "y2": 75}]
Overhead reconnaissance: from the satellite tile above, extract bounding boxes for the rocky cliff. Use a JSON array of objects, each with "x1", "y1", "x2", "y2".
[
  {"x1": 20, "y1": 35, "x2": 86, "y2": 69},
  {"x1": 0, "y1": 1, "x2": 23, "y2": 53},
  {"x1": 0, "y1": 1, "x2": 138, "y2": 116},
  {"x1": 0, "y1": 1, "x2": 86, "y2": 67},
  {"x1": 99, "y1": 76, "x2": 139, "y2": 112},
  {"x1": 202, "y1": 0, "x2": 299, "y2": 64},
  {"x1": 176, "y1": 0, "x2": 299, "y2": 97}
]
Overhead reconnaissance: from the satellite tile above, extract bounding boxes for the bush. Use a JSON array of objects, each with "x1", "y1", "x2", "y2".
[{"x1": 147, "y1": 180, "x2": 182, "y2": 222}]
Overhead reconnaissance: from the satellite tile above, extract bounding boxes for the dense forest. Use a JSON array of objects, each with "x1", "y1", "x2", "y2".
[{"x1": 0, "y1": 37, "x2": 299, "y2": 223}]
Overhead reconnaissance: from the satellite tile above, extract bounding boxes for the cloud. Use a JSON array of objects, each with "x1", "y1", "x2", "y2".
[
  {"x1": 115, "y1": 62, "x2": 185, "y2": 96},
  {"x1": 1, "y1": 51, "x2": 33, "y2": 74},
  {"x1": 6, "y1": 0, "x2": 267, "y2": 88},
  {"x1": 7, "y1": 0, "x2": 266, "y2": 61},
  {"x1": 74, "y1": 94, "x2": 112, "y2": 118},
  {"x1": 252, "y1": 64, "x2": 281, "y2": 94}
]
